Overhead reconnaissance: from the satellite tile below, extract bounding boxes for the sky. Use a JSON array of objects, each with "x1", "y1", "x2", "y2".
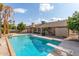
[{"x1": 4, "y1": 3, "x2": 79, "y2": 25}]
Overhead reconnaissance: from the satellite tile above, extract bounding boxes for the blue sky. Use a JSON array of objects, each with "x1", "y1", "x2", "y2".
[{"x1": 4, "y1": 3, "x2": 79, "y2": 25}]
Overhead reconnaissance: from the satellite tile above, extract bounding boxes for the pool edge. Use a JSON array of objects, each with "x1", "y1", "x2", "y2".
[{"x1": 6, "y1": 37, "x2": 16, "y2": 56}]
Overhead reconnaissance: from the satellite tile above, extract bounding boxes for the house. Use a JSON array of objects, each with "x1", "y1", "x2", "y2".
[{"x1": 27, "y1": 20, "x2": 77, "y2": 38}]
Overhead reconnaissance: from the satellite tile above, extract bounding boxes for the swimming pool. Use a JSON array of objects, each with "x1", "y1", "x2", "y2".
[{"x1": 9, "y1": 34, "x2": 61, "y2": 56}]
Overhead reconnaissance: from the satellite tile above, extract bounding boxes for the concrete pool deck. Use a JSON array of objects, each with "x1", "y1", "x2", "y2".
[
  {"x1": 0, "y1": 37, "x2": 10, "y2": 56},
  {"x1": 0, "y1": 35, "x2": 16, "y2": 56},
  {"x1": 59, "y1": 40, "x2": 79, "y2": 56}
]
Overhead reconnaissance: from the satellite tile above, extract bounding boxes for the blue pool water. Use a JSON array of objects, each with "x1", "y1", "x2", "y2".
[{"x1": 9, "y1": 35, "x2": 61, "y2": 56}]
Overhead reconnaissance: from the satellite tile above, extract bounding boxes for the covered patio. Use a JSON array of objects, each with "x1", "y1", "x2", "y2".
[{"x1": 30, "y1": 20, "x2": 68, "y2": 38}]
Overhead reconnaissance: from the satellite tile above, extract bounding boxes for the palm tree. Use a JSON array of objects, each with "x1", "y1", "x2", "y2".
[
  {"x1": 3, "y1": 6, "x2": 13, "y2": 34},
  {"x1": 0, "y1": 3, "x2": 13, "y2": 35},
  {"x1": 0, "y1": 3, "x2": 4, "y2": 37}
]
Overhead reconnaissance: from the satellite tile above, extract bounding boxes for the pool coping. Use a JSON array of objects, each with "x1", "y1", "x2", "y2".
[
  {"x1": 30, "y1": 34, "x2": 63, "y2": 42},
  {"x1": 6, "y1": 37, "x2": 16, "y2": 56}
]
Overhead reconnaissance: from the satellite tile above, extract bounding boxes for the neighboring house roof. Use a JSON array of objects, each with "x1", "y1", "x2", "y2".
[
  {"x1": 42, "y1": 20, "x2": 67, "y2": 28},
  {"x1": 27, "y1": 20, "x2": 67, "y2": 28},
  {"x1": 35, "y1": 20, "x2": 67, "y2": 28}
]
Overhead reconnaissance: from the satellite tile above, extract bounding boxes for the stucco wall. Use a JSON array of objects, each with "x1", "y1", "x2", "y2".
[{"x1": 55, "y1": 27, "x2": 68, "y2": 37}]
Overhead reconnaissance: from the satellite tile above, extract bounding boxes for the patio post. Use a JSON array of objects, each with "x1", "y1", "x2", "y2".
[
  {"x1": 0, "y1": 12, "x2": 2, "y2": 37},
  {"x1": 40, "y1": 28, "x2": 42, "y2": 35}
]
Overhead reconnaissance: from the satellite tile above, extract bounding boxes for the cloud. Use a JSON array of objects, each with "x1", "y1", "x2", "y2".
[
  {"x1": 32, "y1": 18, "x2": 41, "y2": 24},
  {"x1": 39, "y1": 3, "x2": 54, "y2": 12},
  {"x1": 32, "y1": 18, "x2": 51, "y2": 24},
  {"x1": 51, "y1": 17, "x2": 66, "y2": 22},
  {"x1": 41, "y1": 18, "x2": 50, "y2": 22},
  {"x1": 13, "y1": 8, "x2": 27, "y2": 13}
]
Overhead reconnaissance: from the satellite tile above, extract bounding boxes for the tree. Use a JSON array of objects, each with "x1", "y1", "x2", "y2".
[
  {"x1": 17, "y1": 22, "x2": 26, "y2": 32},
  {"x1": 3, "y1": 6, "x2": 13, "y2": 34},
  {"x1": 0, "y1": 4, "x2": 13, "y2": 35},
  {"x1": 0, "y1": 3, "x2": 4, "y2": 37},
  {"x1": 67, "y1": 11, "x2": 79, "y2": 39}
]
